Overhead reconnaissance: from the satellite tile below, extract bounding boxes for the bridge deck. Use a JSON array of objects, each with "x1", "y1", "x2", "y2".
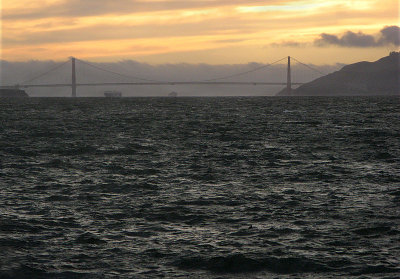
[{"x1": 1, "y1": 81, "x2": 304, "y2": 89}]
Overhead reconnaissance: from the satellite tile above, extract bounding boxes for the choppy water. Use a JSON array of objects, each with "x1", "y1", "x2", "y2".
[{"x1": 1, "y1": 96, "x2": 399, "y2": 278}]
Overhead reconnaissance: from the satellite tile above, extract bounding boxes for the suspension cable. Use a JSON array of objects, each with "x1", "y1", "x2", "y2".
[
  {"x1": 76, "y1": 57, "x2": 289, "y2": 84},
  {"x1": 198, "y1": 57, "x2": 288, "y2": 82},
  {"x1": 18, "y1": 56, "x2": 321, "y2": 86},
  {"x1": 75, "y1": 58, "x2": 166, "y2": 83},
  {"x1": 21, "y1": 60, "x2": 70, "y2": 85},
  {"x1": 291, "y1": 57, "x2": 327, "y2": 76}
]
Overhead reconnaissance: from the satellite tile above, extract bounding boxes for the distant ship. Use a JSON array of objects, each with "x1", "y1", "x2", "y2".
[
  {"x1": 104, "y1": 90, "x2": 122, "y2": 97},
  {"x1": 0, "y1": 89, "x2": 29, "y2": 98},
  {"x1": 168, "y1": 91, "x2": 178, "y2": 97}
]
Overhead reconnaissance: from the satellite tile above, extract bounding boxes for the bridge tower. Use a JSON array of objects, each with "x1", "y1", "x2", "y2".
[
  {"x1": 71, "y1": 57, "x2": 77, "y2": 97},
  {"x1": 286, "y1": 56, "x2": 292, "y2": 95}
]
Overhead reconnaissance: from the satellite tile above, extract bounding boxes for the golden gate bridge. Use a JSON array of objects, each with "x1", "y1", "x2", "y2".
[{"x1": 1, "y1": 56, "x2": 325, "y2": 97}]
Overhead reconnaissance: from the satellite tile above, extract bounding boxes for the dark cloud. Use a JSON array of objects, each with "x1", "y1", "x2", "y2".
[
  {"x1": 316, "y1": 31, "x2": 375, "y2": 47},
  {"x1": 379, "y1": 25, "x2": 400, "y2": 46},
  {"x1": 268, "y1": 26, "x2": 399, "y2": 48},
  {"x1": 315, "y1": 25, "x2": 400, "y2": 47}
]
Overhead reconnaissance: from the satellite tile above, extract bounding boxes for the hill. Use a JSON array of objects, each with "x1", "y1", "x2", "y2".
[{"x1": 277, "y1": 52, "x2": 400, "y2": 96}]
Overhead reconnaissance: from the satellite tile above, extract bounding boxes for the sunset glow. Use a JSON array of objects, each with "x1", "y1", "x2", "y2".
[{"x1": 1, "y1": 0, "x2": 399, "y2": 64}]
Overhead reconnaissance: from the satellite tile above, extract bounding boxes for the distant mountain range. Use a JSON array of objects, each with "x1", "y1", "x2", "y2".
[{"x1": 277, "y1": 52, "x2": 400, "y2": 96}]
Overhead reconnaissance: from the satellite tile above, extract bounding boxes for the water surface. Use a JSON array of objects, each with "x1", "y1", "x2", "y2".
[{"x1": 1, "y1": 96, "x2": 399, "y2": 278}]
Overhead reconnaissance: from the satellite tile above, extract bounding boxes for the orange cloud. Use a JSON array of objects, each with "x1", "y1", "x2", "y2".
[{"x1": 1, "y1": 0, "x2": 398, "y2": 63}]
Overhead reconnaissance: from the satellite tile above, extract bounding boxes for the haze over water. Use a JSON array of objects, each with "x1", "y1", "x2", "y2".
[{"x1": 1, "y1": 96, "x2": 399, "y2": 278}]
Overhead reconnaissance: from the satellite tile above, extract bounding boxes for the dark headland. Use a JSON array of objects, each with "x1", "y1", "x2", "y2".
[
  {"x1": 0, "y1": 89, "x2": 29, "y2": 98},
  {"x1": 277, "y1": 52, "x2": 400, "y2": 96}
]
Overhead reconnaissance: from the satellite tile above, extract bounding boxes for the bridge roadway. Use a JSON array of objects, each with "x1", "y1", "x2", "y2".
[{"x1": 2, "y1": 81, "x2": 304, "y2": 89}]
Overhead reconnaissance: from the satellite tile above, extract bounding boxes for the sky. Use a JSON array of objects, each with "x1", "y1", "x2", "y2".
[{"x1": 1, "y1": 0, "x2": 399, "y2": 65}]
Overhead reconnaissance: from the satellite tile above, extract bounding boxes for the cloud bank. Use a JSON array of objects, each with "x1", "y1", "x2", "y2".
[{"x1": 315, "y1": 25, "x2": 400, "y2": 47}]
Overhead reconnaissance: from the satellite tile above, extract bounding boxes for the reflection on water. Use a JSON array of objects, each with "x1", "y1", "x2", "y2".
[{"x1": 0, "y1": 96, "x2": 399, "y2": 278}]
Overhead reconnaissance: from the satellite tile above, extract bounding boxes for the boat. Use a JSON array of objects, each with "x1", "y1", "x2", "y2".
[
  {"x1": 168, "y1": 91, "x2": 178, "y2": 97},
  {"x1": 104, "y1": 90, "x2": 122, "y2": 97}
]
